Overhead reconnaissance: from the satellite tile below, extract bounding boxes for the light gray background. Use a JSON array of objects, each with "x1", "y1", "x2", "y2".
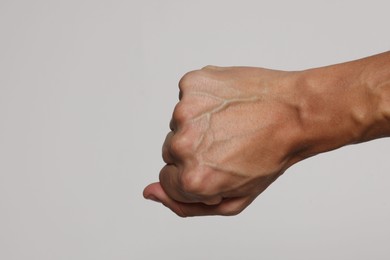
[{"x1": 1, "y1": 0, "x2": 389, "y2": 259}]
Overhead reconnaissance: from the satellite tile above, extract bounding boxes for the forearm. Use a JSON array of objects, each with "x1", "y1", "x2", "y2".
[{"x1": 295, "y1": 52, "x2": 390, "y2": 159}]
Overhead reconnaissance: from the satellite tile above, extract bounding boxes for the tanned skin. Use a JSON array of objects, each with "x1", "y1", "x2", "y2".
[{"x1": 144, "y1": 52, "x2": 390, "y2": 217}]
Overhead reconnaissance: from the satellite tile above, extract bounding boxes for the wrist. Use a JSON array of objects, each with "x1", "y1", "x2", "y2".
[
  {"x1": 359, "y1": 52, "x2": 390, "y2": 139},
  {"x1": 290, "y1": 56, "x2": 388, "y2": 159}
]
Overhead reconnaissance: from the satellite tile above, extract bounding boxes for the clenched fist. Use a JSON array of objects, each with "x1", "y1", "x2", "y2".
[{"x1": 143, "y1": 53, "x2": 390, "y2": 217}]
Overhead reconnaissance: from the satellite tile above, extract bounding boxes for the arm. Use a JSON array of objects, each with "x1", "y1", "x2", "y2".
[{"x1": 143, "y1": 52, "x2": 390, "y2": 217}]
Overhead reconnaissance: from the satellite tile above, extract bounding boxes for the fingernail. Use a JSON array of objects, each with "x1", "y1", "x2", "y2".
[{"x1": 146, "y1": 195, "x2": 161, "y2": 203}]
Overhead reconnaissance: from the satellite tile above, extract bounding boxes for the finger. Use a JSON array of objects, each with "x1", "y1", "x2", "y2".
[
  {"x1": 143, "y1": 182, "x2": 254, "y2": 217},
  {"x1": 159, "y1": 164, "x2": 222, "y2": 204},
  {"x1": 158, "y1": 164, "x2": 195, "y2": 203},
  {"x1": 170, "y1": 101, "x2": 184, "y2": 132},
  {"x1": 143, "y1": 182, "x2": 187, "y2": 217},
  {"x1": 179, "y1": 196, "x2": 254, "y2": 217},
  {"x1": 170, "y1": 101, "x2": 190, "y2": 133},
  {"x1": 162, "y1": 131, "x2": 175, "y2": 164},
  {"x1": 169, "y1": 118, "x2": 176, "y2": 132}
]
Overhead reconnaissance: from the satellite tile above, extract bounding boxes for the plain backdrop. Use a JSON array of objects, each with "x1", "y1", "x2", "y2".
[{"x1": 0, "y1": 0, "x2": 389, "y2": 259}]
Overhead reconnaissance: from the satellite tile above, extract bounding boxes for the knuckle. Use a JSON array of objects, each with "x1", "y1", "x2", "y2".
[
  {"x1": 170, "y1": 134, "x2": 192, "y2": 157},
  {"x1": 179, "y1": 167, "x2": 213, "y2": 196},
  {"x1": 172, "y1": 102, "x2": 191, "y2": 123},
  {"x1": 162, "y1": 146, "x2": 171, "y2": 163},
  {"x1": 178, "y1": 70, "x2": 202, "y2": 91},
  {"x1": 178, "y1": 71, "x2": 195, "y2": 89},
  {"x1": 180, "y1": 172, "x2": 204, "y2": 195}
]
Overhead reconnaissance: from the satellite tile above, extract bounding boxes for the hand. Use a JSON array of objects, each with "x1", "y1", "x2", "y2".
[
  {"x1": 143, "y1": 66, "x2": 305, "y2": 217},
  {"x1": 143, "y1": 52, "x2": 390, "y2": 217}
]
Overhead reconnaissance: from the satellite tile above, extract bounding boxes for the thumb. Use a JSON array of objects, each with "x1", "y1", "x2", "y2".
[
  {"x1": 143, "y1": 182, "x2": 187, "y2": 217},
  {"x1": 143, "y1": 182, "x2": 163, "y2": 203}
]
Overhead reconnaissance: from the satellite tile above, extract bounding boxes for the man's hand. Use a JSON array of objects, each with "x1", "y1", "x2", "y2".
[
  {"x1": 143, "y1": 52, "x2": 390, "y2": 217},
  {"x1": 143, "y1": 66, "x2": 306, "y2": 217}
]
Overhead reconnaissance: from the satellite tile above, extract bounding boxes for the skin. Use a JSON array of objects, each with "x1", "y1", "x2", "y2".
[{"x1": 143, "y1": 52, "x2": 390, "y2": 217}]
